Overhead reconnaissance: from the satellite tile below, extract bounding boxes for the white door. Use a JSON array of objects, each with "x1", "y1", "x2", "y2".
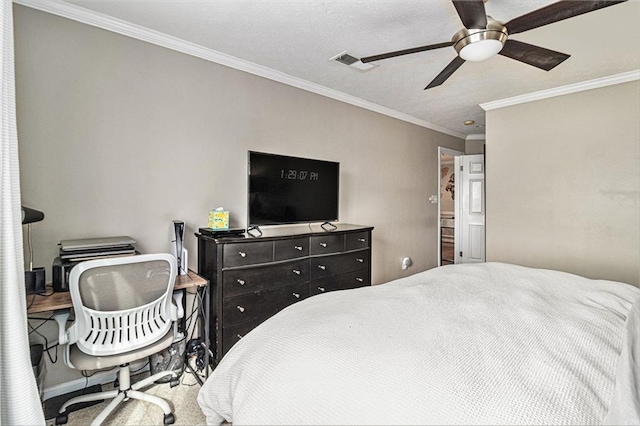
[{"x1": 455, "y1": 154, "x2": 485, "y2": 263}]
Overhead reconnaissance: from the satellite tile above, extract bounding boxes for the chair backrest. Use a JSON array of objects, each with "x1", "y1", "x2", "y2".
[{"x1": 67, "y1": 253, "x2": 177, "y2": 357}]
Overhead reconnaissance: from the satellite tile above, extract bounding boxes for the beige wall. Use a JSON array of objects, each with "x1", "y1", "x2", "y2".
[
  {"x1": 465, "y1": 138, "x2": 485, "y2": 155},
  {"x1": 14, "y1": 5, "x2": 464, "y2": 390},
  {"x1": 14, "y1": 5, "x2": 463, "y2": 287},
  {"x1": 486, "y1": 80, "x2": 640, "y2": 286}
]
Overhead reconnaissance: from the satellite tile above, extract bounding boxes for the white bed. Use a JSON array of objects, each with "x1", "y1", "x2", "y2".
[{"x1": 198, "y1": 262, "x2": 640, "y2": 425}]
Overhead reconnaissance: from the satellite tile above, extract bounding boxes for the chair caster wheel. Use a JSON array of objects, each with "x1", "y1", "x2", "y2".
[
  {"x1": 170, "y1": 378, "x2": 179, "y2": 388},
  {"x1": 55, "y1": 412, "x2": 68, "y2": 425},
  {"x1": 164, "y1": 413, "x2": 175, "y2": 424}
]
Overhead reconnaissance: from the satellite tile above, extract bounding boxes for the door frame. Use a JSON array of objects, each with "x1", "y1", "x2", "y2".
[{"x1": 437, "y1": 146, "x2": 464, "y2": 266}]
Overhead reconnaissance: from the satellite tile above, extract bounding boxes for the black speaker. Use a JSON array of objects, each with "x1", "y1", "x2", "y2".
[{"x1": 25, "y1": 267, "x2": 46, "y2": 295}]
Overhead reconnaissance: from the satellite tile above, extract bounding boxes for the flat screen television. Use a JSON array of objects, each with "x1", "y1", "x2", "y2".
[{"x1": 248, "y1": 151, "x2": 339, "y2": 226}]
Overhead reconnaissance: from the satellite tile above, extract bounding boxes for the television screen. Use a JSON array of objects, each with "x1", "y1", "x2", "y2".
[{"x1": 248, "y1": 151, "x2": 339, "y2": 226}]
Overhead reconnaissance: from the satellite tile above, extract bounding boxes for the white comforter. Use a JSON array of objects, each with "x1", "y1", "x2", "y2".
[{"x1": 198, "y1": 262, "x2": 640, "y2": 425}]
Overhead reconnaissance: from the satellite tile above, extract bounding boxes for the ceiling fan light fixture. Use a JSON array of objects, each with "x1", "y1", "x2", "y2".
[
  {"x1": 362, "y1": 1, "x2": 628, "y2": 91},
  {"x1": 459, "y1": 38, "x2": 504, "y2": 61},
  {"x1": 452, "y1": 21, "x2": 508, "y2": 62}
]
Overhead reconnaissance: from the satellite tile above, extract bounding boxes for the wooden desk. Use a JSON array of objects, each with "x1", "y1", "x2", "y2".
[{"x1": 27, "y1": 270, "x2": 208, "y2": 314}]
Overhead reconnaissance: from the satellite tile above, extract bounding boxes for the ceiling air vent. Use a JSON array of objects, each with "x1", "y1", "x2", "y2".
[
  {"x1": 334, "y1": 53, "x2": 359, "y2": 66},
  {"x1": 330, "y1": 51, "x2": 378, "y2": 72}
]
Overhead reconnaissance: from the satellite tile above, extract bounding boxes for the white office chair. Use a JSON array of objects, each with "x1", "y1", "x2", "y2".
[{"x1": 53, "y1": 253, "x2": 184, "y2": 425}]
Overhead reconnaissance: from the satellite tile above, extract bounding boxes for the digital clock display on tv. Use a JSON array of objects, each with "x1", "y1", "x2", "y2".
[
  {"x1": 248, "y1": 151, "x2": 339, "y2": 226},
  {"x1": 280, "y1": 170, "x2": 319, "y2": 181}
]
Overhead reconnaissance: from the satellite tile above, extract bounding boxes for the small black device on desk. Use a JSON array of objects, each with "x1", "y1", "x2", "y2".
[{"x1": 52, "y1": 257, "x2": 82, "y2": 292}]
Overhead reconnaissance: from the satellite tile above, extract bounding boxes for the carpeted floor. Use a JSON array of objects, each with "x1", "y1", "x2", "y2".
[{"x1": 45, "y1": 371, "x2": 207, "y2": 426}]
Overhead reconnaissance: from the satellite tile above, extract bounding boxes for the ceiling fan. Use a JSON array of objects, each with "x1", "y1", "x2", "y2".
[{"x1": 360, "y1": 0, "x2": 627, "y2": 90}]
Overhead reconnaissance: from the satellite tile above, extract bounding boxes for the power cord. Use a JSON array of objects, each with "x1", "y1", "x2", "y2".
[{"x1": 186, "y1": 339, "x2": 206, "y2": 371}]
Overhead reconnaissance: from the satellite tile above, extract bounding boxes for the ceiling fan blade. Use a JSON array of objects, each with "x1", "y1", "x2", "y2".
[
  {"x1": 425, "y1": 56, "x2": 466, "y2": 90},
  {"x1": 361, "y1": 42, "x2": 453, "y2": 63},
  {"x1": 505, "y1": 0, "x2": 627, "y2": 35},
  {"x1": 452, "y1": 0, "x2": 488, "y2": 29},
  {"x1": 498, "y1": 39, "x2": 570, "y2": 71}
]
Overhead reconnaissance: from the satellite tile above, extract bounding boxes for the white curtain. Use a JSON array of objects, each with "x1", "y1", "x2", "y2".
[{"x1": 0, "y1": 1, "x2": 46, "y2": 424}]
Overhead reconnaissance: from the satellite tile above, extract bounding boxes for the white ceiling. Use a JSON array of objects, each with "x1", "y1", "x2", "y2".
[{"x1": 55, "y1": 0, "x2": 640, "y2": 137}]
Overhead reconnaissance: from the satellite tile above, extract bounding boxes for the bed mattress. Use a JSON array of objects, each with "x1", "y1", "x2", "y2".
[{"x1": 198, "y1": 262, "x2": 640, "y2": 425}]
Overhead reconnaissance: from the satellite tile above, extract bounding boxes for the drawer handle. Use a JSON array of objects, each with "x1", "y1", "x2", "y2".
[
  {"x1": 237, "y1": 305, "x2": 245, "y2": 313},
  {"x1": 317, "y1": 286, "x2": 325, "y2": 292},
  {"x1": 356, "y1": 258, "x2": 364, "y2": 263},
  {"x1": 292, "y1": 269, "x2": 301, "y2": 275},
  {"x1": 355, "y1": 277, "x2": 364, "y2": 283},
  {"x1": 237, "y1": 279, "x2": 245, "y2": 285},
  {"x1": 237, "y1": 334, "x2": 244, "y2": 339},
  {"x1": 293, "y1": 292, "x2": 301, "y2": 299},
  {"x1": 358, "y1": 238, "x2": 366, "y2": 242},
  {"x1": 239, "y1": 251, "x2": 247, "y2": 258},
  {"x1": 294, "y1": 245, "x2": 303, "y2": 251},
  {"x1": 318, "y1": 265, "x2": 326, "y2": 270},
  {"x1": 319, "y1": 242, "x2": 327, "y2": 248}
]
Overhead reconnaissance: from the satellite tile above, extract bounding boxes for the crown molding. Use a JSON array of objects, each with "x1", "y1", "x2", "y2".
[
  {"x1": 480, "y1": 70, "x2": 640, "y2": 111},
  {"x1": 13, "y1": 0, "x2": 466, "y2": 140},
  {"x1": 465, "y1": 134, "x2": 486, "y2": 141}
]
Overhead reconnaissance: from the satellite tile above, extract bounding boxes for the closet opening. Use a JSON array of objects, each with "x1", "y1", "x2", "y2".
[{"x1": 437, "y1": 147, "x2": 463, "y2": 266}]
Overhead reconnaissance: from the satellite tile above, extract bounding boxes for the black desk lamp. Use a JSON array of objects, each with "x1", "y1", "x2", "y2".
[{"x1": 22, "y1": 206, "x2": 46, "y2": 294}]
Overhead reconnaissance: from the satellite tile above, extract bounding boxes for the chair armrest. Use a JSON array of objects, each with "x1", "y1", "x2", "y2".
[
  {"x1": 53, "y1": 309, "x2": 71, "y2": 345},
  {"x1": 172, "y1": 290, "x2": 184, "y2": 320}
]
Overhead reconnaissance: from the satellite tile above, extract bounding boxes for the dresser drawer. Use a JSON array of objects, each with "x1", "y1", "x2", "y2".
[
  {"x1": 222, "y1": 282, "x2": 308, "y2": 325},
  {"x1": 223, "y1": 241, "x2": 273, "y2": 267},
  {"x1": 309, "y1": 269, "x2": 370, "y2": 296},
  {"x1": 310, "y1": 250, "x2": 369, "y2": 280},
  {"x1": 222, "y1": 316, "x2": 267, "y2": 355},
  {"x1": 222, "y1": 259, "x2": 309, "y2": 298},
  {"x1": 274, "y1": 237, "x2": 309, "y2": 261},
  {"x1": 309, "y1": 234, "x2": 344, "y2": 255},
  {"x1": 346, "y1": 231, "x2": 370, "y2": 251}
]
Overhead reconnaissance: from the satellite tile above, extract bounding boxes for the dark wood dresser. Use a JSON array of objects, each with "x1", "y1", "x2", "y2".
[{"x1": 197, "y1": 223, "x2": 373, "y2": 362}]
